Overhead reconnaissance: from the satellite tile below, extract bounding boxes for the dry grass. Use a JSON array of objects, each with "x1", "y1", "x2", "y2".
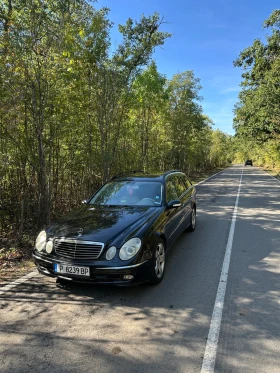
[
  {"x1": 0, "y1": 236, "x2": 36, "y2": 285},
  {"x1": 263, "y1": 166, "x2": 280, "y2": 181},
  {"x1": 190, "y1": 167, "x2": 225, "y2": 185}
]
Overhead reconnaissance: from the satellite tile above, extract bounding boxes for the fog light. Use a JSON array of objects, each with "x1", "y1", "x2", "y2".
[
  {"x1": 106, "y1": 246, "x2": 116, "y2": 260},
  {"x1": 46, "y1": 240, "x2": 54, "y2": 254},
  {"x1": 123, "y1": 275, "x2": 134, "y2": 280}
]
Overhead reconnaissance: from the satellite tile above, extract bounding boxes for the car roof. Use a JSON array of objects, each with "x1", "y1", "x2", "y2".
[{"x1": 110, "y1": 170, "x2": 185, "y2": 181}]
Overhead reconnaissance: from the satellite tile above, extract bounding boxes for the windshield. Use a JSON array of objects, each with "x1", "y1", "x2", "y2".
[{"x1": 89, "y1": 181, "x2": 162, "y2": 207}]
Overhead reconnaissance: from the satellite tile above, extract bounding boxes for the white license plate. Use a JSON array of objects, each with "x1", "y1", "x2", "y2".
[{"x1": 54, "y1": 264, "x2": 90, "y2": 277}]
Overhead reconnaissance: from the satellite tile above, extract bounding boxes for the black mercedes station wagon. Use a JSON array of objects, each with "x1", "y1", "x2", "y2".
[{"x1": 33, "y1": 170, "x2": 197, "y2": 286}]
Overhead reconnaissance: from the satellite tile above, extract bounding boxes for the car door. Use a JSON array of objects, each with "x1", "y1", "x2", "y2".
[
  {"x1": 174, "y1": 174, "x2": 193, "y2": 233},
  {"x1": 164, "y1": 175, "x2": 184, "y2": 247}
]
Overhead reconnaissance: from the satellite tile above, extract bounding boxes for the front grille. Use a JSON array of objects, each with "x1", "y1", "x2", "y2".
[{"x1": 54, "y1": 239, "x2": 104, "y2": 260}]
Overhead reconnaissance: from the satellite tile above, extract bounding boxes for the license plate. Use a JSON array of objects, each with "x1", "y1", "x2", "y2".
[{"x1": 54, "y1": 264, "x2": 90, "y2": 277}]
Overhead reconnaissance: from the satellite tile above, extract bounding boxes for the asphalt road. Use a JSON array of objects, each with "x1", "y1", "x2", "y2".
[{"x1": 1, "y1": 165, "x2": 279, "y2": 373}]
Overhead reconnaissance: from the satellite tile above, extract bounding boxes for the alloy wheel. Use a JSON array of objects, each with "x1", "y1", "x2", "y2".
[
  {"x1": 155, "y1": 242, "x2": 165, "y2": 278},
  {"x1": 191, "y1": 208, "x2": 196, "y2": 229}
]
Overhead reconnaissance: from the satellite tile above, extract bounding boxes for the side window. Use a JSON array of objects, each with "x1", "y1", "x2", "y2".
[
  {"x1": 181, "y1": 174, "x2": 192, "y2": 189},
  {"x1": 166, "y1": 178, "x2": 179, "y2": 202},
  {"x1": 173, "y1": 175, "x2": 188, "y2": 198}
]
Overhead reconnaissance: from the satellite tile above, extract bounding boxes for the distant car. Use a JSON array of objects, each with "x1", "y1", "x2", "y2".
[
  {"x1": 245, "y1": 160, "x2": 253, "y2": 166},
  {"x1": 33, "y1": 170, "x2": 197, "y2": 286}
]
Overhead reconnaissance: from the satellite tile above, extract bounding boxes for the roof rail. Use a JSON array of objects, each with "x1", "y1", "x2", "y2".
[
  {"x1": 163, "y1": 169, "x2": 181, "y2": 177},
  {"x1": 111, "y1": 170, "x2": 145, "y2": 180}
]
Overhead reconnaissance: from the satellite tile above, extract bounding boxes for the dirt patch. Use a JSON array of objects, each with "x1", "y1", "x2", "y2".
[
  {"x1": 0, "y1": 237, "x2": 35, "y2": 286},
  {"x1": 0, "y1": 261, "x2": 36, "y2": 286}
]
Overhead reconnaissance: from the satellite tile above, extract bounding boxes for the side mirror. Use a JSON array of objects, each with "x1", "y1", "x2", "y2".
[
  {"x1": 166, "y1": 200, "x2": 182, "y2": 209},
  {"x1": 82, "y1": 199, "x2": 89, "y2": 204}
]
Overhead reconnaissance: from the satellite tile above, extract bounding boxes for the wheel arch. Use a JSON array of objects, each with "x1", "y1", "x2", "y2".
[{"x1": 158, "y1": 233, "x2": 166, "y2": 247}]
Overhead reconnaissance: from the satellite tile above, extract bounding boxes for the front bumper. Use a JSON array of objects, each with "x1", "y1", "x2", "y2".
[{"x1": 32, "y1": 252, "x2": 151, "y2": 285}]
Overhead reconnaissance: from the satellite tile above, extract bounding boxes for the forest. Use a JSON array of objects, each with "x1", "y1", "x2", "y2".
[
  {"x1": 0, "y1": 1, "x2": 279, "y2": 243},
  {"x1": 233, "y1": 10, "x2": 280, "y2": 169}
]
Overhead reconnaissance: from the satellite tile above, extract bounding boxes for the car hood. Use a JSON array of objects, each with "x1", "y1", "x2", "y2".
[{"x1": 47, "y1": 205, "x2": 160, "y2": 246}]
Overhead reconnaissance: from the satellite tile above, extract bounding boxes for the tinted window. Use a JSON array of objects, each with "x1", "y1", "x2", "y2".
[
  {"x1": 166, "y1": 177, "x2": 179, "y2": 202},
  {"x1": 89, "y1": 181, "x2": 162, "y2": 206},
  {"x1": 180, "y1": 174, "x2": 192, "y2": 189},
  {"x1": 173, "y1": 175, "x2": 188, "y2": 197}
]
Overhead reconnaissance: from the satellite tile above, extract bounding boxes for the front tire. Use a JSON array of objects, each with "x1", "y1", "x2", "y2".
[{"x1": 149, "y1": 238, "x2": 166, "y2": 285}]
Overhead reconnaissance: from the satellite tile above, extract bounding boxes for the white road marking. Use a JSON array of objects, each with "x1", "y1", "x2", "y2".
[
  {"x1": 0, "y1": 271, "x2": 38, "y2": 296},
  {"x1": 200, "y1": 169, "x2": 244, "y2": 373}
]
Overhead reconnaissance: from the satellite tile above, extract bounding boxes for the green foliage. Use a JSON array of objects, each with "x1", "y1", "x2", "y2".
[
  {"x1": 233, "y1": 9, "x2": 280, "y2": 170},
  {"x1": 115, "y1": 13, "x2": 171, "y2": 71},
  {"x1": 234, "y1": 10, "x2": 280, "y2": 142},
  {"x1": 0, "y1": 0, "x2": 231, "y2": 237},
  {"x1": 232, "y1": 136, "x2": 280, "y2": 168},
  {"x1": 210, "y1": 130, "x2": 233, "y2": 167}
]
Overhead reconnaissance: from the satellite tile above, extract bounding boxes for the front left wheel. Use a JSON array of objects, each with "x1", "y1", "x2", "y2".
[{"x1": 149, "y1": 238, "x2": 166, "y2": 285}]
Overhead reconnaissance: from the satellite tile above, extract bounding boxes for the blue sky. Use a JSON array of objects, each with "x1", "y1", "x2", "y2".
[{"x1": 95, "y1": 0, "x2": 279, "y2": 134}]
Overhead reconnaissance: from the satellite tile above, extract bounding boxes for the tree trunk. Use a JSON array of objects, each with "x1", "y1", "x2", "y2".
[{"x1": 36, "y1": 122, "x2": 50, "y2": 228}]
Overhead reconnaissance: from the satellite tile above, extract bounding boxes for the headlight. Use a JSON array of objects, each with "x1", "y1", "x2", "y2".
[
  {"x1": 35, "y1": 230, "x2": 46, "y2": 252},
  {"x1": 119, "y1": 238, "x2": 141, "y2": 260},
  {"x1": 106, "y1": 246, "x2": 116, "y2": 260}
]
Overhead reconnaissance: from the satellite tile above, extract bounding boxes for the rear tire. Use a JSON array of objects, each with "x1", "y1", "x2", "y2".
[
  {"x1": 187, "y1": 207, "x2": 196, "y2": 232},
  {"x1": 149, "y1": 238, "x2": 166, "y2": 285}
]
